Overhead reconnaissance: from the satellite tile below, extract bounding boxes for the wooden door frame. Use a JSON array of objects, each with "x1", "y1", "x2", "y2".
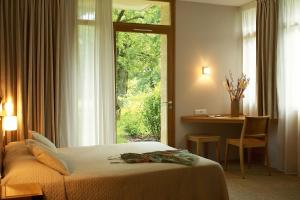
[{"x1": 113, "y1": 0, "x2": 175, "y2": 146}]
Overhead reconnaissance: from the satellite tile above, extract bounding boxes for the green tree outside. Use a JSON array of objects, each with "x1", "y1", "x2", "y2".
[{"x1": 114, "y1": 6, "x2": 163, "y2": 143}]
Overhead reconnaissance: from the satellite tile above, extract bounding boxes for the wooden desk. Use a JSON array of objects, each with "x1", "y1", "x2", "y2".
[{"x1": 181, "y1": 115, "x2": 245, "y2": 124}]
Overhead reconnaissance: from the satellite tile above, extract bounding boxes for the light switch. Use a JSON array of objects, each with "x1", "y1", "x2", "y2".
[{"x1": 194, "y1": 109, "x2": 207, "y2": 115}]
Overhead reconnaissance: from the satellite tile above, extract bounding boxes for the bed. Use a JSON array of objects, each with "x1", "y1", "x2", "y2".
[{"x1": 1, "y1": 141, "x2": 229, "y2": 200}]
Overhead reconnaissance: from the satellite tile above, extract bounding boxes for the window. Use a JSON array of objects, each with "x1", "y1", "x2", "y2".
[
  {"x1": 113, "y1": 0, "x2": 171, "y2": 25},
  {"x1": 278, "y1": 0, "x2": 300, "y2": 110},
  {"x1": 242, "y1": 7, "x2": 257, "y2": 115}
]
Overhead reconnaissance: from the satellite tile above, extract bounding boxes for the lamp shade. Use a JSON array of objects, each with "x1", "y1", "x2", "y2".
[
  {"x1": 4, "y1": 101, "x2": 14, "y2": 116},
  {"x1": 0, "y1": 102, "x2": 3, "y2": 116},
  {"x1": 3, "y1": 116, "x2": 17, "y2": 131}
]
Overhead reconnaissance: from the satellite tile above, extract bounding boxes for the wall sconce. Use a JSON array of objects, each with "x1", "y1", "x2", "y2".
[{"x1": 202, "y1": 67, "x2": 211, "y2": 76}]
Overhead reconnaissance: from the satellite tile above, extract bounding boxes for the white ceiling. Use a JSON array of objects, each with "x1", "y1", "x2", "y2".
[{"x1": 179, "y1": 0, "x2": 254, "y2": 7}]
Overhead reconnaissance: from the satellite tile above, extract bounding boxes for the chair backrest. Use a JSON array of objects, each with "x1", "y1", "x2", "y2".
[{"x1": 240, "y1": 116, "x2": 270, "y2": 141}]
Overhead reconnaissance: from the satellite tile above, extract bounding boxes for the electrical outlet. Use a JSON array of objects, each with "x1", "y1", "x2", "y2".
[{"x1": 194, "y1": 109, "x2": 207, "y2": 115}]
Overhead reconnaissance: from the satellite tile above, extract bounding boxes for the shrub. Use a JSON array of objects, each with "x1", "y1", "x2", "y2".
[
  {"x1": 142, "y1": 88, "x2": 161, "y2": 139},
  {"x1": 121, "y1": 106, "x2": 146, "y2": 138},
  {"x1": 120, "y1": 94, "x2": 146, "y2": 138}
]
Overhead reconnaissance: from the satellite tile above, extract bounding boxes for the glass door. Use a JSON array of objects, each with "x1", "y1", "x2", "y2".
[
  {"x1": 113, "y1": 0, "x2": 175, "y2": 146},
  {"x1": 115, "y1": 31, "x2": 170, "y2": 144}
]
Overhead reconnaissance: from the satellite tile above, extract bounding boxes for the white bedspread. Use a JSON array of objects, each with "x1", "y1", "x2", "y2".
[
  {"x1": 2, "y1": 141, "x2": 228, "y2": 200},
  {"x1": 59, "y1": 142, "x2": 229, "y2": 200}
]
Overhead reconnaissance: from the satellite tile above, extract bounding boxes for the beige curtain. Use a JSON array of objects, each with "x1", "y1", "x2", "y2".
[
  {"x1": 256, "y1": 0, "x2": 278, "y2": 118},
  {"x1": 0, "y1": 0, "x2": 64, "y2": 145},
  {"x1": 0, "y1": 1, "x2": 19, "y2": 142}
]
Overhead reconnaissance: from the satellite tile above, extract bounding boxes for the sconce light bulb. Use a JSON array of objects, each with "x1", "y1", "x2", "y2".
[{"x1": 202, "y1": 67, "x2": 211, "y2": 76}]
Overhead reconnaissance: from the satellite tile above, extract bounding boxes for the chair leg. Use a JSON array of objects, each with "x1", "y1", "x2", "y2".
[
  {"x1": 216, "y1": 141, "x2": 221, "y2": 163},
  {"x1": 224, "y1": 141, "x2": 229, "y2": 170},
  {"x1": 247, "y1": 148, "x2": 252, "y2": 169},
  {"x1": 204, "y1": 143, "x2": 209, "y2": 158},
  {"x1": 239, "y1": 146, "x2": 245, "y2": 179},
  {"x1": 196, "y1": 142, "x2": 201, "y2": 156},
  {"x1": 187, "y1": 140, "x2": 192, "y2": 152},
  {"x1": 265, "y1": 146, "x2": 271, "y2": 176}
]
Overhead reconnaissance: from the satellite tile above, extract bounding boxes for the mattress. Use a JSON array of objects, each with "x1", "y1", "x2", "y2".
[{"x1": 2, "y1": 141, "x2": 229, "y2": 200}]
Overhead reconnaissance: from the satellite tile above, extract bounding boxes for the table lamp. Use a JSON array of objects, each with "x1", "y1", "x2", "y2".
[{"x1": 3, "y1": 116, "x2": 17, "y2": 144}]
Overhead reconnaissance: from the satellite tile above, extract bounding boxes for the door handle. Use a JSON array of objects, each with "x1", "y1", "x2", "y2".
[{"x1": 162, "y1": 101, "x2": 173, "y2": 110}]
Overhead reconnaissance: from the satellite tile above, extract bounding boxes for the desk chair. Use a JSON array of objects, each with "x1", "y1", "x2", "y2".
[{"x1": 224, "y1": 116, "x2": 271, "y2": 178}]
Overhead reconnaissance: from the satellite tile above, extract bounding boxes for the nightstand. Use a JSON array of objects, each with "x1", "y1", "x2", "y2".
[{"x1": 1, "y1": 183, "x2": 43, "y2": 200}]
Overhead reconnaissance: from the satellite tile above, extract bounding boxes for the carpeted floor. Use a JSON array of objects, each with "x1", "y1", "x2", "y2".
[{"x1": 225, "y1": 163, "x2": 300, "y2": 200}]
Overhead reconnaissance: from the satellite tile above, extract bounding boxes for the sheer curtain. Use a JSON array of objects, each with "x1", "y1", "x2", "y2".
[
  {"x1": 242, "y1": 7, "x2": 257, "y2": 116},
  {"x1": 59, "y1": 0, "x2": 115, "y2": 147},
  {"x1": 277, "y1": 0, "x2": 300, "y2": 176}
]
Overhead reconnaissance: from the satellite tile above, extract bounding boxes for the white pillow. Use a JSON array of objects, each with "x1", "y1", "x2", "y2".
[
  {"x1": 31, "y1": 131, "x2": 57, "y2": 150},
  {"x1": 26, "y1": 139, "x2": 57, "y2": 153},
  {"x1": 27, "y1": 143, "x2": 70, "y2": 176}
]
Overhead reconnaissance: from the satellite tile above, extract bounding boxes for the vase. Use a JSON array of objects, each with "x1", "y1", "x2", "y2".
[{"x1": 231, "y1": 99, "x2": 240, "y2": 117}]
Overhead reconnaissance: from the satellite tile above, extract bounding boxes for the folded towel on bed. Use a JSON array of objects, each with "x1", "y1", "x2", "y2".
[{"x1": 120, "y1": 150, "x2": 198, "y2": 166}]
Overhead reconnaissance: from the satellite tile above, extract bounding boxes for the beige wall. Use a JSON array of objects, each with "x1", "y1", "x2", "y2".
[{"x1": 175, "y1": 1, "x2": 243, "y2": 159}]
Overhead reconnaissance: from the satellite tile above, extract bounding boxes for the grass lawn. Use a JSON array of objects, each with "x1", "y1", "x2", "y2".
[{"x1": 116, "y1": 126, "x2": 128, "y2": 144}]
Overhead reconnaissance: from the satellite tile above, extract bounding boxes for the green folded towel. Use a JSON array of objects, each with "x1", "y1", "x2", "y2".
[{"x1": 120, "y1": 150, "x2": 198, "y2": 166}]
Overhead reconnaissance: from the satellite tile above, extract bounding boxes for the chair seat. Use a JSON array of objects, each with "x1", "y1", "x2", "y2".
[
  {"x1": 227, "y1": 138, "x2": 266, "y2": 148},
  {"x1": 188, "y1": 135, "x2": 221, "y2": 143}
]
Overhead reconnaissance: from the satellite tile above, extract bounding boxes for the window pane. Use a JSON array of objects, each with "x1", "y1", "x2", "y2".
[
  {"x1": 242, "y1": 7, "x2": 256, "y2": 37},
  {"x1": 77, "y1": 0, "x2": 95, "y2": 20},
  {"x1": 242, "y1": 7, "x2": 257, "y2": 116},
  {"x1": 113, "y1": 0, "x2": 170, "y2": 25},
  {"x1": 115, "y1": 32, "x2": 168, "y2": 143}
]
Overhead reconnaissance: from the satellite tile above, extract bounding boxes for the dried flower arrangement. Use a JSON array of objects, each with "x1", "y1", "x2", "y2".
[{"x1": 223, "y1": 72, "x2": 250, "y2": 101}]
